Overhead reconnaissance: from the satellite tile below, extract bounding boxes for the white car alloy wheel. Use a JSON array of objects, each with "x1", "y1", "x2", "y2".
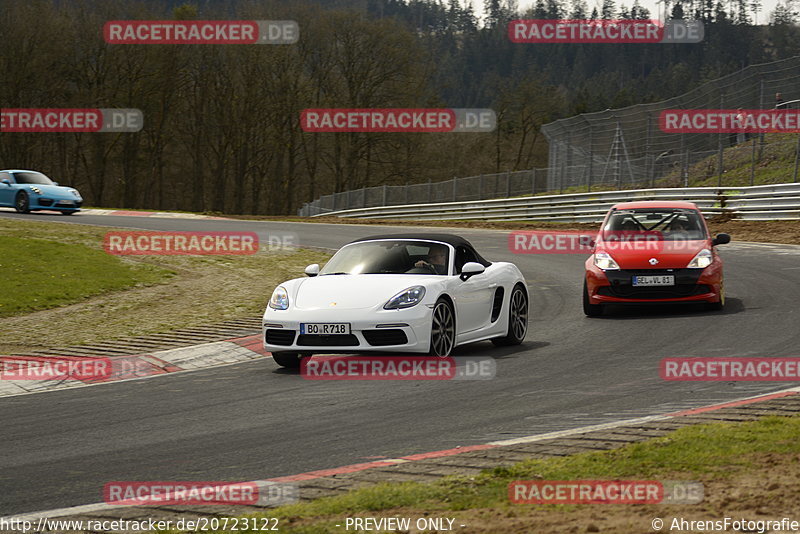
[
  {"x1": 492, "y1": 284, "x2": 528, "y2": 346},
  {"x1": 272, "y1": 352, "x2": 302, "y2": 368},
  {"x1": 509, "y1": 286, "x2": 528, "y2": 341},
  {"x1": 430, "y1": 299, "x2": 455, "y2": 357}
]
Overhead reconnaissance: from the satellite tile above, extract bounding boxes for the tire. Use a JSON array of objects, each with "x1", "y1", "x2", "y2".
[
  {"x1": 60, "y1": 210, "x2": 75, "y2": 215},
  {"x1": 14, "y1": 191, "x2": 30, "y2": 213},
  {"x1": 583, "y1": 280, "x2": 604, "y2": 317},
  {"x1": 492, "y1": 284, "x2": 528, "y2": 347},
  {"x1": 707, "y1": 283, "x2": 725, "y2": 311},
  {"x1": 429, "y1": 298, "x2": 456, "y2": 357},
  {"x1": 272, "y1": 352, "x2": 303, "y2": 368}
]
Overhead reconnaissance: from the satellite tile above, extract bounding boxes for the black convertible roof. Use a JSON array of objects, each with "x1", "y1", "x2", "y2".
[
  {"x1": 350, "y1": 233, "x2": 470, "y2": 247},
  {"x1": 349, "y1": 233, "x2": 490, "y2": 265}
]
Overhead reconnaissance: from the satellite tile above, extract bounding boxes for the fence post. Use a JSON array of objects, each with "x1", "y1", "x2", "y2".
[
  {"x1": 587, "y1": 128, "x2": 594, "y2": 192},
  {"x1": 564, "y1": 132, "x2": 571, "y2": 194},
  {"x1": 758, "y1": 78, "x2": 765, "y2": 161},
  {"x1": 683, "y1": 152, "x2": 689, "y2": 188},
  {"x1": 679, "y1": 133, "x2": 688, "y2": 187},
  {"x1": 404, "y1": 181, "x2": 409, "y2": 204},
  {"x1": 478, "y1": 174, "x2": 483, "y2": 199},
  {"x1": 586, "y1": 131, "x2": 594, "y2": 193},
  {"x1": 452, "y1": 177, "x2": 457, "y2": 201},
  {"x1": 428, "y1": 177, "x2": 432, "y2": 202},
  {"x1": 646, "y1": 114, "x2": 655, "y2": 187},
  {"x1": 794, "y1": 136, "x2": 800, "y2": 183},
  {"x1": 717, "y1": 95, "x2": 725, "y2": 187},
  {"x1": 382, "y1": 184, "x2": 388, "y2": 206},
  {"x1": 506, "y1": 171, "x2": 511, "y2": 197},
  {"x1": 751, "y1": 137, "x2": 757, "y2": 186},
  {"x1": 531, "y1": 170, "x2": 536, "y2": 195}
]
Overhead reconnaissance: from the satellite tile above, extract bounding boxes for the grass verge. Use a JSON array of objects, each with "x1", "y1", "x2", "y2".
[
  {"x1": 0, "y1": 234, "x2": 170, "y2": 317},
  {"x1": 230, "y1": 416, "x2": 800, "y2": 533},
  {"x1": 0, "y1": 218, "x2": 330, "y2": 352}
]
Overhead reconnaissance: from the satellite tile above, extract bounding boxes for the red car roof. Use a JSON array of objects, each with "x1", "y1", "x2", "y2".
[{"x1": 610, "y1": 200, "x2": 699, "y2": 210}]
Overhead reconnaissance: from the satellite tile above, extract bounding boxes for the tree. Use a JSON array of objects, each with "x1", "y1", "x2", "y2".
[
  {"x1": 630, "y1": 0, "x2": 651, "y2": 18},
  {"x1": 570, "y1": 0, "x2": 589, "y2": 18},
  {"x1": 602, "y1": 0, "x2": 616, "y2": 19}
]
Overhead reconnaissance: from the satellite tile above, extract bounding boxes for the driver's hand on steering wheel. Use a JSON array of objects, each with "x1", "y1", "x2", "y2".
[{"x1": 415, "y1": 260, "x2": 429, "y2": 268}]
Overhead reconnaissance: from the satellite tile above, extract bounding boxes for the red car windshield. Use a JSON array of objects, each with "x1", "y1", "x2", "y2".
[{"x1": 603, "y1": 209, "x2": 707, "y2": 241}]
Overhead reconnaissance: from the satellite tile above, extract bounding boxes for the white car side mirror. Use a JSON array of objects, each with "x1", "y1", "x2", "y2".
[
  {"x1": 305, "y1": 264, "x2": 320, "y2": 277},
  {"x1": 460, "y1": 262, "x2": 485, "y2": 281}
]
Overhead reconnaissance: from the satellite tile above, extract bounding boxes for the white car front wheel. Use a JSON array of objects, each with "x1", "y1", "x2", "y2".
[
  {"x1": 272, "y1": 352, "x2": 304, "y2": 368},
  {"x1": 492, "y1": 284, "x2": 528, "y2": 346},
  {"x1": 429, "y1": 298, "x2": 456, "y2": 357}
]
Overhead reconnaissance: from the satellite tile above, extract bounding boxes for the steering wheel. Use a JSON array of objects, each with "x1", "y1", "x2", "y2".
[
  {"x1": 405, "y1": 262, "x2": 438, "y2": 274},
  {"x1": 420, "y1": 262, "x2": 438, "y2": 274}
]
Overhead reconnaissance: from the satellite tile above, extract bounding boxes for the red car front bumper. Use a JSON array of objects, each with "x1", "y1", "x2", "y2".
[{"x1": 585, "y1": 257, "x2": 723, "y2": 305}]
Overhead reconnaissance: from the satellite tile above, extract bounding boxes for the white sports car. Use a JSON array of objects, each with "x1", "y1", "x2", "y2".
[{"x1": 262, "y1": 234, "x2": 529, "y2": 368}]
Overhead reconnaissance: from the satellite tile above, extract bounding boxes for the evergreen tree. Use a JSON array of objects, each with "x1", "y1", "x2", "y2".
[
  {"x1": 570, "y1": 0, "x2": 589, "y2": 18},
  {"x1": 602, "y1": 0, "x2": 616, "y2": 18}
]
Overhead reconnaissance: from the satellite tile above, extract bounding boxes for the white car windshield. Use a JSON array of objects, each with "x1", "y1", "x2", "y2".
[{"x1": 319, "y1": 240, "x2": 450, "y2": 275}]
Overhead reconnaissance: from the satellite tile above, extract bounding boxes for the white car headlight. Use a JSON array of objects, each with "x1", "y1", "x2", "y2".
[
  {"x1": 269, "y1": 286, "x2": 290, "y2": 310},
  {"x1": 687, "y1": 249, "x2": 713, "y2": 269},
  {"x1": 593, "y1": 251, "x2": 620, "y2": 270},
  {"x1": 384, "y1": 286, "x2": 426, "y2": 310}
]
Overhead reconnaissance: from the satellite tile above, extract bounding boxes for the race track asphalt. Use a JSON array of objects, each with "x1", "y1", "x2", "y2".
[{"x1": 1, "y1": 210, "x2": 799, "y2": 515}]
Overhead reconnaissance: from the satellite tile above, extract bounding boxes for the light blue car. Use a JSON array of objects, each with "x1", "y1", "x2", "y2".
[{"x1": 0, "y1": 169, "x2": 83, "y2": 215}]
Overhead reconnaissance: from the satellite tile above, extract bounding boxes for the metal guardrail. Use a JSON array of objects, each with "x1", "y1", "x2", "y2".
[{"x1": 310, "y1": 183, "x2": 800, "y2": 222}]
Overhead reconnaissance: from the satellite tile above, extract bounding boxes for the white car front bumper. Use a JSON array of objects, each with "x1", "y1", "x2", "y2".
[{"x1": 262, "y1": 305, "x2": 433, "y2": 354}]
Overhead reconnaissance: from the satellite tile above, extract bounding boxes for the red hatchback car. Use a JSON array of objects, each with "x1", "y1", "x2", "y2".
[{"x1": 583, "y1": 201, "x2": 730, "y2": 316}]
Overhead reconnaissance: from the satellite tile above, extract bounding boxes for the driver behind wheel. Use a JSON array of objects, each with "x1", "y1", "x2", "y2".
[
  {"x1": 668, "y1": 218, "x2": 691, "y2": 237},
  {"x1": 414, "y1": 245, "x2": 448, "y2": 274}
]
